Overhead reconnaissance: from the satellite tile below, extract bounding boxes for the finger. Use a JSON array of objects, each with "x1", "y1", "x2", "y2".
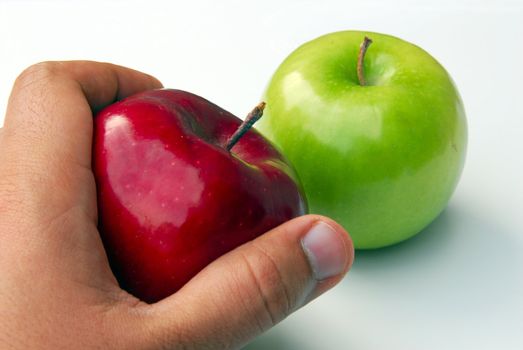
[
  {"x1": 0, "y1": 61, "x2": 162, "y2": 226},
  {"x1": 138, "y1": 215, "x2": 354, "y2": 349},
  {"x1": 3, "y1": 61, "x2": 162, "y2": 170}
]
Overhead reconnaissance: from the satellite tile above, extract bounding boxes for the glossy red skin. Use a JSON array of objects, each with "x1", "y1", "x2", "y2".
[{"x1": 93, "y1": 89, "x2": 306, "y2": 303}]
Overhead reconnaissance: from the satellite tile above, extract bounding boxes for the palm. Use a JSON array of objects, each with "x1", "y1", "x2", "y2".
[{"x1": 0, "y1": 62, "x2": 159, "y2": 308}]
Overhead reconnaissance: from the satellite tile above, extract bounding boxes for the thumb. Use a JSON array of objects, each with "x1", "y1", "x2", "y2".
[{"x1": 139, "y1": 215, "x2": 354, "y2": 349}]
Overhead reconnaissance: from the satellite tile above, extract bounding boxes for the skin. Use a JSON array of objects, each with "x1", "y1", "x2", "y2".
[
  {"x1": 257, "y1": 31, "x2": 467, "y2": 249},
  {"x1": 0, "y1": 61, "x2": 353, "y2": 349}
]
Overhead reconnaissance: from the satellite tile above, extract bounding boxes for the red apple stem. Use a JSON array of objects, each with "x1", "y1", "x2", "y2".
[
  {"x1": 357, "y1": 36, "x2": 373, "y2": 86},
  {"x1": 225, "y1": 102, "x2": 266, "y2": 151}
]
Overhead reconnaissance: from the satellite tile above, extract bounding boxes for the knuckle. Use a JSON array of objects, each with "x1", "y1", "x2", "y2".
[
  {"x1": 7, "y1": 62, "x2": 64, "y2": 131},
  {"x1": 13, "y1": 62, "x2": 62, "y2": 94},
  {"x1": 0, "y1": 166, "x2": 35, "y2": 219},
  {"x1": 0, "y1": 178, "x2": 19, "y2": 213},
  {"x1": 238, "y1": 243, "x2": 295, "y2": 327},
  {"x1": 13, "y1": 61, "x2": 62, "y2": 96},
  {"x1": 0, "y1": 178, "x2": 30, "y2": 226}
]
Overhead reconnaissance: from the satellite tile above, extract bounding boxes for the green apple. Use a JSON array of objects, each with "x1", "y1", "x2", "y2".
[{"x1": 257, "y1": 31, "x2": 467, "y2": 249}]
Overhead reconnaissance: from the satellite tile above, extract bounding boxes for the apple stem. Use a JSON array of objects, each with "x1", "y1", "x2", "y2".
[
  {"x1": 225, "y1": 102, "x2": 266, "y2": 151},
  {"x1": 357, "y1": 36, "x2": 373, "y2": 86}
]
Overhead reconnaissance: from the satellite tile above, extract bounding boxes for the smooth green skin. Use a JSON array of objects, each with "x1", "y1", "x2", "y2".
[{"x1": 257, "y1": 31, "x2": 467, "y2": 249}]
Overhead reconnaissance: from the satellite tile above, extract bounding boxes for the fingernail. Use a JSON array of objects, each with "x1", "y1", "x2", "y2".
[{"x1": 301, "y1": 221, "x2": 348, "y2": 281}]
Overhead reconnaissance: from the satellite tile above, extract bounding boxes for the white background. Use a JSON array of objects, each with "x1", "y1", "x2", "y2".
[{"x1": 1, "y1": 0, "x2": 522, "y2": 349}]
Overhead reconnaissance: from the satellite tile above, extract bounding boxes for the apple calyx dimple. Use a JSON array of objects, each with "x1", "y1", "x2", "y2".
[
  {"x1": 225, "y1": 102, "x2": 266, "y2": 151},
  {"x1": 357, "y1": 36, "x2": 373, "y2": 86}
]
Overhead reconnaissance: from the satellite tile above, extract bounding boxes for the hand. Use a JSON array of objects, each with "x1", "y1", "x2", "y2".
[{"x1": 0, "y1": 61, "x2": 354, "y2": 349}]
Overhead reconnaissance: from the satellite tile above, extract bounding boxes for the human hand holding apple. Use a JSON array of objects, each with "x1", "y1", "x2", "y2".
[
  {"x1": 0, "y1": 61, "x2": 352, "y2": 349},
  {"x1": 257, "y1": 31, "x2": 467, "y2": 248},
  {"x1": 1, "y1": 29, "x2": 464, "y2": 349}
]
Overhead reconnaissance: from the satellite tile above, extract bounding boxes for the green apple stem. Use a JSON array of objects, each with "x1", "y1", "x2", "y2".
[
  {"x1": 225, "y1": 102, "x2": 266, "y2": 151},
  {"x1": 357, "y1": 36, "x2": 373, "y2": 86}
]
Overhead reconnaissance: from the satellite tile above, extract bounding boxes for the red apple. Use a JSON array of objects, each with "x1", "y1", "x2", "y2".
[{"x1": 93, "y1": 89, "x2": 307, "y2": 303}]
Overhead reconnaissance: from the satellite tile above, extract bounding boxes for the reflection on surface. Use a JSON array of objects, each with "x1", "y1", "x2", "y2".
[{"x1": 105, "y1": 115, "x2": 204, "y2": 229}]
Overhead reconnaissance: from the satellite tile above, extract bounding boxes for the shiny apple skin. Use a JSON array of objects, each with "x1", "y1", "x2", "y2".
[{"x1": 93, "y1": 89, "x2": 307, "y2": 303}]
